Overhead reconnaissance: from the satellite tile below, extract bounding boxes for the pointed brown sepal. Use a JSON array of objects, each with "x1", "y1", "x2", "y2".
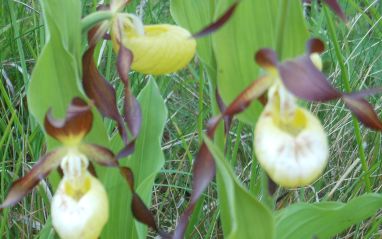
[
  {"x1": 255, "y1": 48, "x2": 278, "y2": 69},
  {"x1": 306, "y1": 38, "x2": 325, "y2": 54},
  {"x1": 131, "y1": 193, "x2": 158, "y2": 231},
  {"x1": 278, "y1": 55, "x2": 342, "y2": 101},
  {"x1": 79, "y1": 144, "x2": 118, "y2": 167},
  {"x1": 172, "y1": 142, "x2": 215, "y2": 239},
  {"x1": 0, "y1": 149, "x2": 66, "y2": 209},
  {"x1": 83, "y1": 27, "x2": 128, "y2": 142},
  {"x1": 192, "y1": 0, "x2": 240, "y2": 39},
  {"x1": 224, "y1": 75, "x2": 273, "y2": 115},
  {"x1": 117, "y1": 43, "x2": 142, "y2": 138},
  {"x1": 345, "y1": 87, "x2": 382, "y2": 99},
  {"x1": 119, "y1": 167, "x2": 167, "y2": 235},
  {"x1": 116, "y1": 141, "x2": 136, "y2": 160},
  {"x1": 216, "y1": 89, "x2": 232, "y2": 133},
  {"x1": 342, "y1": 96, "x2": 382, "y2": 131},
  {"x1": 44, "y1": 98, "x2": 93, "y2": 145},
  {"x1": 120, "y1": 167, "x2": 135, "y2": 190},
  {"x1": 117, "y1": 43, "x2": 133, "y2": 86},
  {"x1": 323, "y1": 0, "x2": 347, "y2": 22}
]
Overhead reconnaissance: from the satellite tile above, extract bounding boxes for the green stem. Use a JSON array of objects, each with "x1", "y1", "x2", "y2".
[
  {"x1": 324, "y1": 7, "x2": 372, "y2": 192},
  {"x1": 230, "y1": 122, "x2": 244, "y2": 168},
  {"x1": 81, "y1": 11, "x2": 114, "y2": 34}
]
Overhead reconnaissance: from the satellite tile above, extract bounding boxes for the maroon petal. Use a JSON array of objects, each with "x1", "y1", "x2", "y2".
[
  {"x1": 117, "y1": 43, "x2": 133, "y2": 86},
  {"x1": 306, "y1": 38, "x2": 325, "y2": 54},
  {"x1": 0, "y1": 149, "x2": 65, "y2": 209},
  {"x1": 345, "y1": 87, "x2": 382, "y2": 99},
  {"x1": 343, "y1": 96, "x2": 382, "y2": 131},
  {"x1": 79, "y1": 144, "x2": 118, "y2": 167},
  {"x1": 119, "y1": 167, "x2": 170, "y2": 236},
  {"x1": 116, "y1": 141, "x2": 136, "y2": 160},
  {"x1": 278, "y1": 55, "x2": 342, "y2": 101},
  {"x1": 216, "y1": 89, "x2": 232, "y2": 133},
  {"x1": 323, "y1": 0, "x2": 346, "y2": 22},
  {"x1": 82, "y1": 27, "x2": 128, "y2": 142},
  {"x1": 117, "y1": 44, "x2": 142, "y2": 138},
  {"x1": 192, "y1": 1, "x2": 239, "y2": 39},
  {"x1": 255, "y1": 48, "x2": 279, "y2": 69},
  {"x1": 173, "y1": 142, "x2": 215, "y2": 239},
  {"x1": 44, "y1": 98, "x2": 93, "y2": 144},
  {"x1": 224, "y1": 75, "x2": 273, "y2": 115}
]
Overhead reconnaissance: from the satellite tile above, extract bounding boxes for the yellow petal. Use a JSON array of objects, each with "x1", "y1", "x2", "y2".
[
  {"x1": 114, "y1": 24, "x2": 196, "y2": 75},
  {"x1": 254, "y1": 104, "x2": 329, "y2": 188},
  {"x1": 51, "y1": 173, "x2": 109, "y2": 239}
]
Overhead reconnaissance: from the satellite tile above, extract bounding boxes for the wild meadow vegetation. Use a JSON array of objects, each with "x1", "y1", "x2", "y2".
[{"x1": 1, "y1": 0, "x2": 382, "y2": 238}]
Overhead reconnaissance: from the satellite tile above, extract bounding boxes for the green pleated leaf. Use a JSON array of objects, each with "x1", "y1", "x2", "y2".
[
  {"x1": 102, "y1": 79, "x2": 167, "y2": 238},
  {"x1": 277, "y1": 0, "x2": 310, "y2": 60},
  {"x1": 170, "y1": 0, "x2": 217, "y2": 80},
  {"x1": 275, "y1": 193, "x2": 382, "y2": 239},
  {"x1": 204, "y1": 137, "x2": 274, "y2": 239},
  {"x1": 28, "y1": 0, "x2": 109, "y2": 150}
]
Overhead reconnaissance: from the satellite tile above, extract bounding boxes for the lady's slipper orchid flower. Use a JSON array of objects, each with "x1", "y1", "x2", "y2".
[
  {"x1": 112, "y1": 18, "x2": 196, "y2": 75},
  {"x1": 252, "y1": 38, "x2": 382, "y2": 187},
  {"x1": 0, "y1": 98, "x2": 118, "y2": 239},
  {"x1": 109, "y1": 1, "x2": 196, "y2": 75},
  {"x1": 255, "y1": 83, "x2": 329, "y2": 187}
]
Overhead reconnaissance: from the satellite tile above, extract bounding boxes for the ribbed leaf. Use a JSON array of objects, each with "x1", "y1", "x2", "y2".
[
  {"x1": 170, "y1": 0, "x2": 217, "y2": 80},
  {"x1": 275, "y1": 193, "x2": 382, "y2": 239},
  {"x1": 28, "y1": 0, "x2": 109, "y2": 149},
  {"x1": 205, "y1": 137, "x2": 274, "y2": 239}
]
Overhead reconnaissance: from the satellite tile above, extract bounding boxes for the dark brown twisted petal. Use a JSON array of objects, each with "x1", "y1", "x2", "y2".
[
  {"x1": 78, "y1": 144, "x2": 118, "y2": 167},
  {"x1": 0, "y1": 149, "x2": 66, "y2": 209},
  {"x1": 306, "y1": 38, "x2": 325, "y2": 54},
  {"x1": 343, "y1": 96, "x2": 382, "y2": 131},
  {"x1": 119, "y1": 167, "x2": 171, "y2": 237},
  {"x1": 255, "y1": 48, "x2": 278, "y2": 69},
  {"x1": 173, "y1": 76, "x2": 273, "y2": 239},
  {"x1": 192, "y1": 0, "x2": 239, "y2": 39},
  {"x1": 44, "y1": 98, "x2": 93, "y2": 144},
  {"x1": 323, "y1": 0, "x2": 346, "y2": 22},
  {"x1": 275, "y1": 38, "x2": 382, "y2": 131},
  {"x1": 216, "y1": 89, "x2": 232, "y2": 133},
  {"x1": 82, "y1": 26, "x2": 129, "y2": 142},
  {"x1": 117, "y1": 43, "x2": 142, "y2": 139},
  {"x1": 224, "y1": 75, "x2": 273, "y2": 115},
  {"x1": 345, "y1": 87, "x2": 382, "y2": 99},
  {"x1": 278, "y1": 55, "x2": 342, "y2": 101}
]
